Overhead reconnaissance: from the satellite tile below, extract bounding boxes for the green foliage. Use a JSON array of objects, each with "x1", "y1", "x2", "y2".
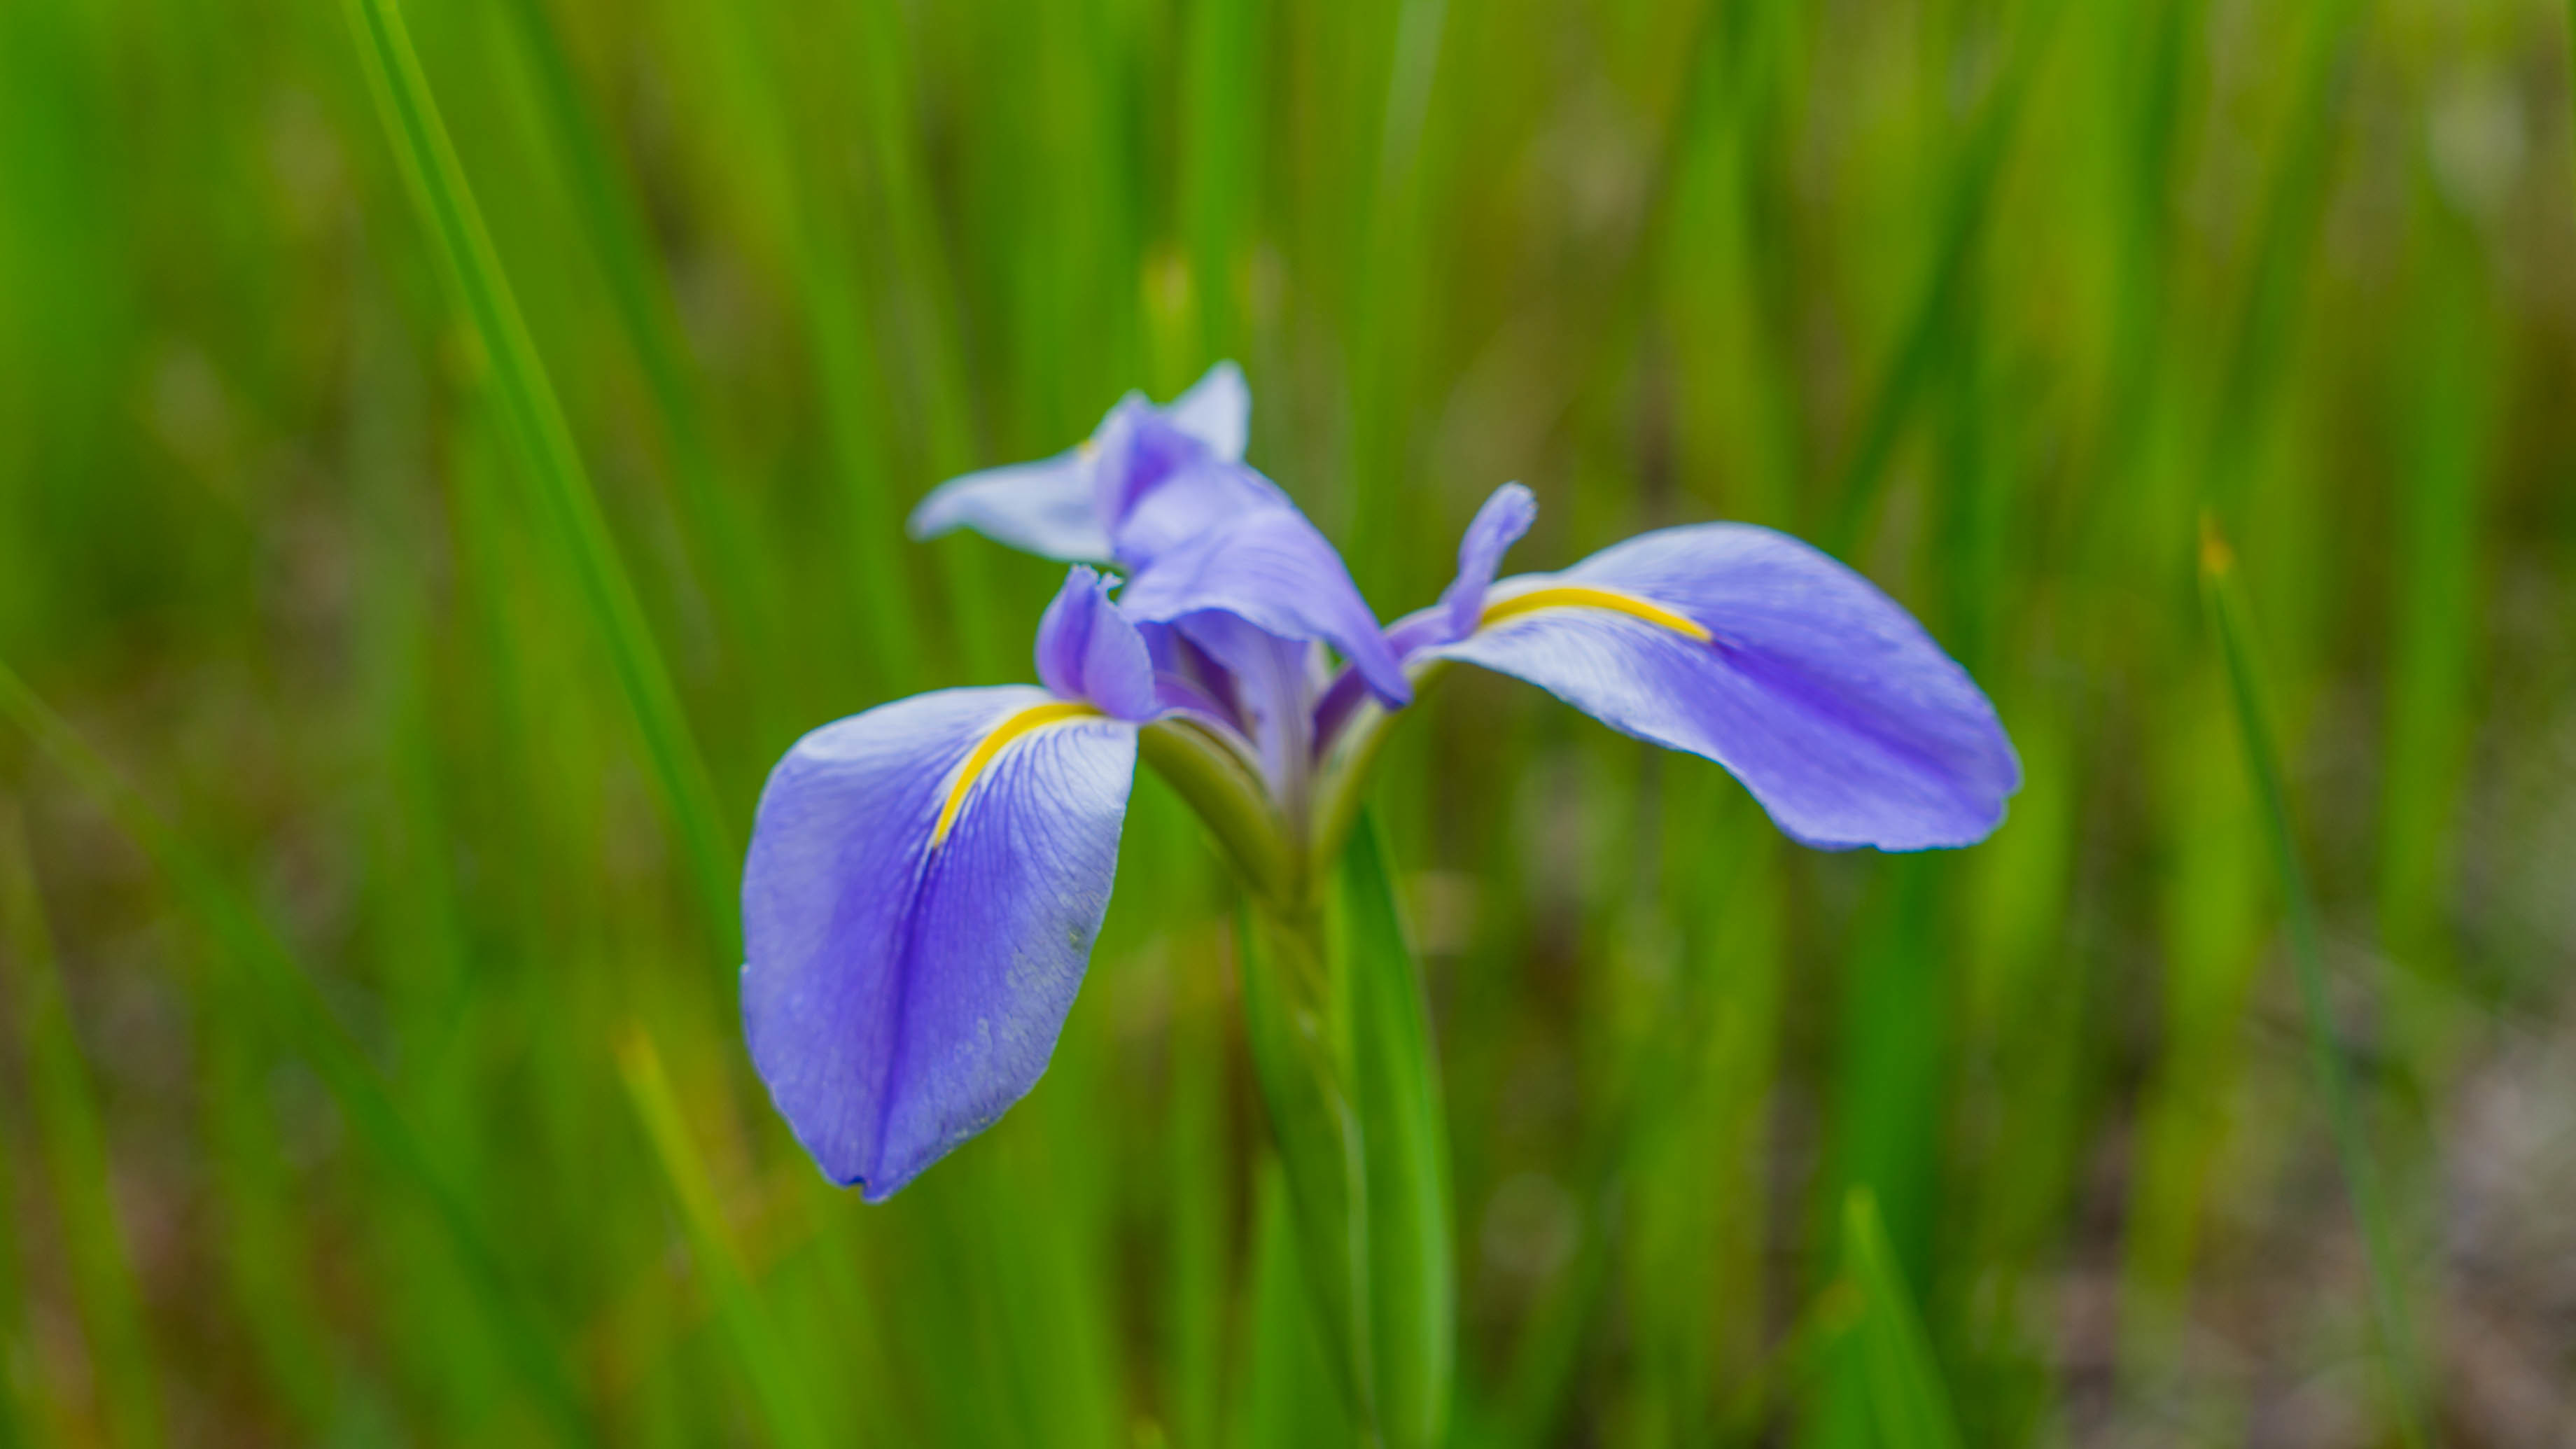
[
  {"x1": 0, "y1": 0, "x2": 2561, "y2": 1440},
  {"x1": 1842, "y1": 1191, "x2": 1963, "y2": 1449}
]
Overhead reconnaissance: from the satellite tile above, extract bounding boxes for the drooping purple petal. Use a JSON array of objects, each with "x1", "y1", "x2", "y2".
[
  {"x1": 906, "y1": 451, "x2": 1112, "y2": 561},
  {"x1": 1424, "y1": 524, "x2": 2020, "y2": 850},
  {"x1": 1166, "y1": 360, "x2": 1250, "y2": 460},
  {"x1": 1116, "y1": 504, "x2": 1413, "y2": 708},
  {"x1": 1438, "y1": 482, "x2": 1538, "y2": 643},
  {"x1": 742, "y1": 686, "x2": 1137, "y2": 1199},
  {"x1": 1035, "y1": 567, "x2": 1158, "y2": 722}
]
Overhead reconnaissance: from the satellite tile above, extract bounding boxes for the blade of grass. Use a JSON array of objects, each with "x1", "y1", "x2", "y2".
[
  {"x1": 1807, "y1": 858, "x2": 1947, "y2": 1449},
  {"x1": 1180, "y1": 0, "x2": 1263, "y2": 365},
  {"x1": 2199, "y1": 0, "x2": 2370, "y2": 534},
  {"x1": 671, "y1": 0, "x2": 923, "y2": 694},
  {"x1": 484, "y1": 0, "x2": 790, "y2": 721},
  {"x1": 2376, "y1": 190, "x2": 2488, "y2": 970},
  {"x1": 0, "y1": 950, "x2": 31, "y2": 1449},
  {"x1": 1338, "y1": 818, "x2": 1455, "y2": 1449},
  {"x1": 344, "y1": 0, "x2": 735, "y2": 939},
  {"x1": 615, "y1": 1027, "x2": 831, "y2": 1449},
  {"x1": 0, "y1": 814, "x2": 164, "y2": 1449},
  {"x1": 2200, "y1": 522, "x2": 2432, "y2": 1449},
  {"x1": 1239, "y1": 1158, "x2": 1351, "y2": 1449},
  {"x1": 1823, "y1": 0, "x2": 2065, "y2": 555},
  {"x1": 844, "y1": 0, "x2": 1006, "y2": 685},
  {"x1": 1842, "y1": 1190, "x2": 1964, "y2": 1449},
  {"x1": 0, "y1": 662, "x2": 601, "y2": 1447},
  {"x1": 1158, "y1": 924, "x2": 1231, "y2": 1449}
]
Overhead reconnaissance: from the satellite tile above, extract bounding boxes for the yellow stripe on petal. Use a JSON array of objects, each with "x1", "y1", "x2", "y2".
[
  {"x1": 932, "y1": 701, "x2": 1105, "y2": 846},
  {"x1": 1477, "y1": 584, "x2": 1712, "y2": 643}
]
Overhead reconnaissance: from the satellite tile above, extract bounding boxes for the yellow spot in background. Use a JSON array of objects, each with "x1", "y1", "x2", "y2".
[
  {"x1": 933, "y1": 701, "x2": 1104, "y2": 846},
  {"x1": 1477, "y1": 585, "x2": 1712, "y2": 643}
]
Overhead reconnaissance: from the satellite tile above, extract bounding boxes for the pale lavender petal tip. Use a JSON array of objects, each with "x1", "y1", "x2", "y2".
[
  {"x1": 1166, "y1": 360, "x2": 1250, "y2": 461},
  {"x1": 909, "y1": 450, "x2": 1112, "y2": 562}
]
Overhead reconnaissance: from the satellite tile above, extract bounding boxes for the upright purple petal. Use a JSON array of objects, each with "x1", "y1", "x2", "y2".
[
  {"x1": 1424, "y1": 524, "x2": 2019, "y2": 850},
  {"x1": 742, "y1": 686, "x2": 1138, "y2": 1199},
  {"x1": 1091, "y1": 410, "x2": 1290, "y2": 566},
  {"x1": 1137, "y1": 620, "x2": 1247, "y2": 725},
  {"x1": 1117, "y1": 505, "x2": 1413, "y2": 708},
  {"x1": 1035, "y1": 567, "x2": 1159, "y2": 722},
  {"x1": 1166, "y1": 360, "x2": 1250, "y2": 460},
  {"x1": 1438, "y1": 482, "x2": 1538, "y2": 641},
  {"x1": 907, "y1": 365, "x2": 1250, "y2": 564},
  {"x1": 1175, "y1": 610, "x2": 1322, "y2": 790},
  {"x1": 906, "y1": 451, "x2": 1112, "y2": 561}
]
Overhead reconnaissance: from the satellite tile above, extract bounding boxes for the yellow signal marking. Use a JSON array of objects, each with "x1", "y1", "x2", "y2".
[
  {"x1": 1476, "y1": 584, "x2": 1712, "y2": 643},
  {"x1": 932, "y1": 701, "x2": 1105, "y2": 846}
]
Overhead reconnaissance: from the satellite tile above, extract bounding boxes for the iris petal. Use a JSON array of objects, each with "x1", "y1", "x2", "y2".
[
  {"x1": 742, "y1": 685, "x2": 1138, "y2": 1200},
  {"x1": 1118, "y1": 505, "x2": 1413, "y2": 708},
  {"x1": 906, "y1": 361, "x2": 1250, "y2": 564},
  {"x1": 1438, "y1": 482, "x2": 1538, "y2": 640},
  {"x1": 905, "y1": 450, "x2": 1113, "y2": 561},
  {"x1": 1166, "y1": 360, "x2": 1250, "y2": 460},
  {"x1": 1035, "y1": 567, "x2": 1159, "y2": 721},
  {"x1": 1094, "y1": 425, "x2": 1289, "y2": 566},
  {"x1": 1426, "y1": 524, "x2": 2019, "y2": 850}
]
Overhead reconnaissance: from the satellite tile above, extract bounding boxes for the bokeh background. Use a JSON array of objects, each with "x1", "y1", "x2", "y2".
[{"x1": 3, "y1": 0, "x2": 2573, "y2": 1441}]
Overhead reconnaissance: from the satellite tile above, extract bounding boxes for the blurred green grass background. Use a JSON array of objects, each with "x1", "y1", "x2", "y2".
[{"x1": 3, "y1": 0, "x2": 2573, "y2": 1441}]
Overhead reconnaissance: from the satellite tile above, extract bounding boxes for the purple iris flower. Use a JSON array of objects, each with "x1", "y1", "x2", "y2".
[{"x1": 742, "y1": 367, "x2": 2019, "y2": 1198}]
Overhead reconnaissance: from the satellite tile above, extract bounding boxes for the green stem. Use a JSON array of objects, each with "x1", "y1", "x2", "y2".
[
  {"x1": 1237, "y1": 899, "x2": 1378, "y2": 1438},
  {"x1": 1140, "y1": 717, "x2": 1297, "y2": 904},
  {"x1": 1233, "y1": 819, "x2": 1455, "y2": 1449}
]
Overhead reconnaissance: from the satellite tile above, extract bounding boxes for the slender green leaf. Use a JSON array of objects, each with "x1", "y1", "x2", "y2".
[
  {"x1": 2200, "y1": 0, "x2": 2372, "y2": 531},
  {"x1": 2202, "y1": 524, "x2": 2432, "y2": 1449},
  {"x1": 485, "y1": 0, "x2": 789, "y2": 720},
  {"x1": 1240, "y1": 1159, "x2": 1353, "y2": 1449},
  {"x1": 617, "y1": 1028, "x2": 831, "y2": 1449},
  {"x1": 344, "y1": 0, "x2": 735, "y2": 939},
  {"x1": 0, "y1": 818, "x2": 163, "y2": 1449},
  {"x1": 1338, "y1": 818, "x2": 1455, "y2": 1449},
  {"x1": 1236, "y1": 898, "x2": 1378, "y2": 1436},
  {"x1": 1842, "y1": 1191, "x2": 1963, "y2": 1449},
  {"x1": 1824, "y1": 0, "x2": 2064, "y2": 554}
]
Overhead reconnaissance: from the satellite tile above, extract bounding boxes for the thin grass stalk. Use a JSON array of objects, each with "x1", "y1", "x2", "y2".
[
  {"x1": 344, "y1": 0, "x2": 736, "y2": 939},
  {"x1": 1842, "y1": 1191, "x2": 1965, "y2": 1449},
  {"x1": 1823, "y1": 0, "x2": 2066, "y2": 556},
  {"x1": 617, "y1": 1028, "x2": 831, "y2": 1449},
  {"x1": 486, "y1": 0, "x2": 790, "y2": 721},
  {"x1": 2199, "y1": 0, "x2": 2370, "y2": 533},
  {"x1": 0, "y1": 816, "x2": 164, "y2": 1449},
  {"x1": 2200, "y1": 524, "x2": 2433, "y2": 1449}
]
